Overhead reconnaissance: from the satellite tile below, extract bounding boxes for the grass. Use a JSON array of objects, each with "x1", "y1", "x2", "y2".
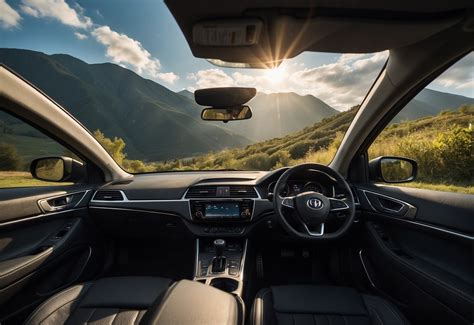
[{"x1": 0, "y1": 171, "x2": 72, "y2": 188}]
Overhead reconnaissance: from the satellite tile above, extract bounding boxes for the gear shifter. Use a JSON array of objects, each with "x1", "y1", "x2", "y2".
[{"x1": 212, "y1": 239, "x2": 226, "y2": 273}]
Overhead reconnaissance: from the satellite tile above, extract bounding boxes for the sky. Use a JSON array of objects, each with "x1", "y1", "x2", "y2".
[{"x1": 0, "y1": 0, "x2": 472, "y2": 111}]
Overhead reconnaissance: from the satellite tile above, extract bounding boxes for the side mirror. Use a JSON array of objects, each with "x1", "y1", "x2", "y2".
[
  {"x1": 30, "y1": 157, "x2": 86, "y2": 182},
  {"x1": 369, "y1": 156, "x2": 417, "y2": 183},
  {"x1": 201, "y1": 105, "x2": 252, "y2": 123}
]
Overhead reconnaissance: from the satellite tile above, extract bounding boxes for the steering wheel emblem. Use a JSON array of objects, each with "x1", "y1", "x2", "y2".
[{"x1": 307, "y1": 198, "x2": 323, "y2": 210}]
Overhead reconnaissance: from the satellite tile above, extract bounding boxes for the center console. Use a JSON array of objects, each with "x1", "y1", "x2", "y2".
[
  {"x1": 194, "y1": 238, "x2": 247, "y2": 297},
  {"x1": 190, "y1": 200, "x2": 254, "y2": 220}
]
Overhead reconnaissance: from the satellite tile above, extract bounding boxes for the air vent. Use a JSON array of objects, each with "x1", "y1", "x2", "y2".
[
  {"x1": 185, "y1": 185, "x2": 258, "y2": 199},
  {"x1": 185, "y1": 186, "x2": 218, "y2": 198},
  {"x1": 229, "y1": 185, "x2": 258, "y2": 198},
  {"x1": 93, "y1": 190, "x2": 124, "y2": 201}
]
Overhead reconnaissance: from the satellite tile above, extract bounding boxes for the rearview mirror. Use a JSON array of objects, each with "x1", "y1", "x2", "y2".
[
  {"x1": 369, "y1": 156, "x2": 417, "y2": 183},
  {"x1": 201, "y1": 106, "x2": 252, "y2": 123},
  {"x1": 30, "y1": 157, "x2": 86, "y2": 182}
]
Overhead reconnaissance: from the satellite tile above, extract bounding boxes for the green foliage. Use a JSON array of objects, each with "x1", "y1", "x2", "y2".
[
  {"x1": 288, "y1": 141, "x2": 314, "y2": 159},
  {"x1": 369, "y1": 108, "x2": 473, "y2": 188},
  {"x1": 93, "y1": 130, "x2": 127, "y2": 165},
  {"x1": 0, "y1": 142, "x2": 22, "y2": 171},
  {"x1": 88, "y1": 107, "x2": 473, "y2": 196},
  {"x1": 269, "y1": 150, "x2": 291, "y2": 168},
  {"x1": 241, "y1": 153, "x2": 272, "y2": 170}
]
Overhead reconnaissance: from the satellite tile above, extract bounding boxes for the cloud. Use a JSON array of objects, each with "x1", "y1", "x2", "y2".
[
  {"x1": 92, "y1": 25, "x2": 161, "y2": 77},
  {"x1": 21, "y1": 0, "x2": 92, "y2": 29},
  {"x1": 432, "y1": 53, "x2": 473, "y2": 91},
  {"x1": 192, "y1": 69, "x2": 234, "y2": 88},
  {"x1": 74, "y1": 31, "x2": 87, "y2": 40},
  {"x1": 232, "y1": 72, "x2": 257, "y2": 86},
  {"x1": 19, "y1": 4, "x2": 37, "y2": 17},
  {"x1": 157, "y1": 72, "x2": 179, "y2": 84},
  {"x1": 289, "y1": 51, "x2": 388, "y2": 110},
  {"x1": 0, "y1": 0, "x2": 21, "y2": 29},
  {"x1": 186, "y1": 73, "x2": 197, "y2": 81},
  {"x1": 186, "y1": 53, "x2": 388, "y2": 110}
]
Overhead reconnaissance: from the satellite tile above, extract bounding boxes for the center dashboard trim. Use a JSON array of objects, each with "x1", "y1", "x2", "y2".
[{"x1": 90, "y1": 187, "x2": 265, "y2": 221}]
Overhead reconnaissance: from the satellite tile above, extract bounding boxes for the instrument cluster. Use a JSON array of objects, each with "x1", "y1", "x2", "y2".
[{"x1": 268, "y1": 180, "x2": 334, "y2": 197}]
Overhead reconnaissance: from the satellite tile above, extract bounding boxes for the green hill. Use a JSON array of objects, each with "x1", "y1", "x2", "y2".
[
  {"x1": 0, "y1": 48, "x2": 249, "y2": 161},
  {"x1": 152, "y1": 106, "x2": 473, "y2": 190}
]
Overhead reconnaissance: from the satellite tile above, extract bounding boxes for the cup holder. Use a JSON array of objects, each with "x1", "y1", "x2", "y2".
[{"x1": 209, "y1": 278, "x2": 239, "y2": 293}]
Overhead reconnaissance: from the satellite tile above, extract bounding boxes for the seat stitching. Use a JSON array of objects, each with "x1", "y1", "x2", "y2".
[
  {"x1": 260, "y1": 289, "x2": 271, "y2": 325},
  {"x1": 27, "y1": 282, "x2": 93, "y2": 323},
  {"x1": 327, "y1": 314, "x2": 332, "y2": 325},
  {"x1": 85, "y1": 308, "x2": 95, "y2": 324},
  {"x1": 372, "y1": 296, "x2": 405, "y2": 325},
  {"x1": 366, "y1": 300, "x2": 384, "y2": 325},
  {"x1": 110, "y1": 308, "x2": 119, "y2": 325},
  {"x1": 342, "y1": 315, "x2": 347, "y2": 325},
  {"x1": 131, "y1": 310, "x2": 140, "y2": 325}
]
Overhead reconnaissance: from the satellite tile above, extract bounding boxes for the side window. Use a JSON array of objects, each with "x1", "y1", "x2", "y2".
[
  {"x1": 368, "y1": 54, "x2": 473, "y2": 194},
  {"x1": 0, "y1": 110, "x2": 83, "y2": 188}
]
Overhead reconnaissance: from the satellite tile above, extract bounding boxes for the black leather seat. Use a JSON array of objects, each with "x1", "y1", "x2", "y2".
[
  {"x1": 25, "y1": 276, "x2": 172, "y2": 325},
  {"x1": 251, "y1": 285, "x2": 409, "y2": 325}
]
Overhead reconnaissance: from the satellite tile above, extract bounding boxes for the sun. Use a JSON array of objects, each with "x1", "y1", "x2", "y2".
[{"x1": 265, "y1": 66, "x2": 286, "y2": 84}]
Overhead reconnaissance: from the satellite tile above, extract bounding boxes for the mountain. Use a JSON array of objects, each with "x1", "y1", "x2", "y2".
[
  {"x1": 395, "y1": 88, "x2": 474, "y2": 122},
  {"x1": 185, "y1": 91, "x2": 338, "y2": 141},
  {"x1": 0, "y1": 48, "x2": 248, "y2": 161},
  {"x1": 231, "y1": 92, "x2": 338, "y2": 141},
  {"x1": 1, "y1": 48, "x2": 472, "y2": 162},
  {"x1": 178, "y1": 89, "x2": 195, "y2": 101}
]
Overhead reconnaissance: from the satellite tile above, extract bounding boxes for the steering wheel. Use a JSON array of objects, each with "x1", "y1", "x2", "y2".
[{"x1": 273, "y1": 163, "x2": 355, "y2": 240}]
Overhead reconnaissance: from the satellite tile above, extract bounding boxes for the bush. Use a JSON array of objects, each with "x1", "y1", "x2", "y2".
[
  {"x1": 93, "y1": 130, "x2": 126, "y2": 165},
  {"x1": 288, "y1": 140, "x2": 314, "y2": 159},
  {"x1": 0, "y1": 142, "x2": 22, "y2": 171},
  {"x1": 241, "y1": 153, "x2": 272, "y2": 170},
  {"x1": 269, "y1": 150, "x2": 291, "y2": 168}
]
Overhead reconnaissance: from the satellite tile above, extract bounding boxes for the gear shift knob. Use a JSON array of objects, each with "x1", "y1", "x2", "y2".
[{"x1": 213, "y1": 239, "x2": 226, "y2": 257}]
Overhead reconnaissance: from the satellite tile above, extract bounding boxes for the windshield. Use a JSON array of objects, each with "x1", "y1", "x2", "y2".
[{"x1": 0, "y1": 1, "x2": 388, "y2": 172}]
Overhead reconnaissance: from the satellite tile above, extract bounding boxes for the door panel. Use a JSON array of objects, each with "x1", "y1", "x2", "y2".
[
  {"x1": 356, "y1": 184, "x2": 474, "y2": 325},
  {"x1": 0, "y1": 187, "x2": 104, "y2": 323}
]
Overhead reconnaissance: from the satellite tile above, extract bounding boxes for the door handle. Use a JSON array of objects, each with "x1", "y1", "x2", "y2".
[
  {"x1": 362, "y1": 190, "x2": 417, "y2": 219},
  {"x1": 38, "y1": 195, "x2": 73, "y2": 212},
  {"x1": 37, "y1": 191, "x2": 89, "y2": 213}
]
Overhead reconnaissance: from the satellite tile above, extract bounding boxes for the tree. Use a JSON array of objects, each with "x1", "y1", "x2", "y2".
[
  {"x1": 0, "y1": 142, "x2": 22, "y2": 171},
  {"x1": 93, "y1": 130, "x2": 127, "y2": 165}
]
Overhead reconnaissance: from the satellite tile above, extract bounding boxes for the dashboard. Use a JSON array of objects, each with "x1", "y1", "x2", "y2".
[{"x1": 88, "y1": 168, "x2": 342, "y2": 237}]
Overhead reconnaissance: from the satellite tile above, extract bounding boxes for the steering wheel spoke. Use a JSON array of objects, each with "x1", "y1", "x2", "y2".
[
  {"x1": 302, "y1": 222, "x2": 325, "y2": 237},
  {"x1": 281, "y1": 196, "x2": 296, "y2": 209},
  {"x1": 329, "y1": 198, "x2": 350, "y2": 212}
]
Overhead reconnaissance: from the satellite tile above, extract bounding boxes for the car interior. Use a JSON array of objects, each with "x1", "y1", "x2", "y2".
[{"x1": 0, "y1": 0, "x2": 473, "y2": 324}]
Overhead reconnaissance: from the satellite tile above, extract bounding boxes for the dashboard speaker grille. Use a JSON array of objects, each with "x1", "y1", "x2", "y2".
[{"x1": 93, "y1": 190, "x2": 124, "y2": 201}]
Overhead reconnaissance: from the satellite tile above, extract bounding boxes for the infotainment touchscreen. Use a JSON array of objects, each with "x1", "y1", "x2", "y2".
[{"x1": 204, "y1": 203, "x2": 240, "y2": 218}]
